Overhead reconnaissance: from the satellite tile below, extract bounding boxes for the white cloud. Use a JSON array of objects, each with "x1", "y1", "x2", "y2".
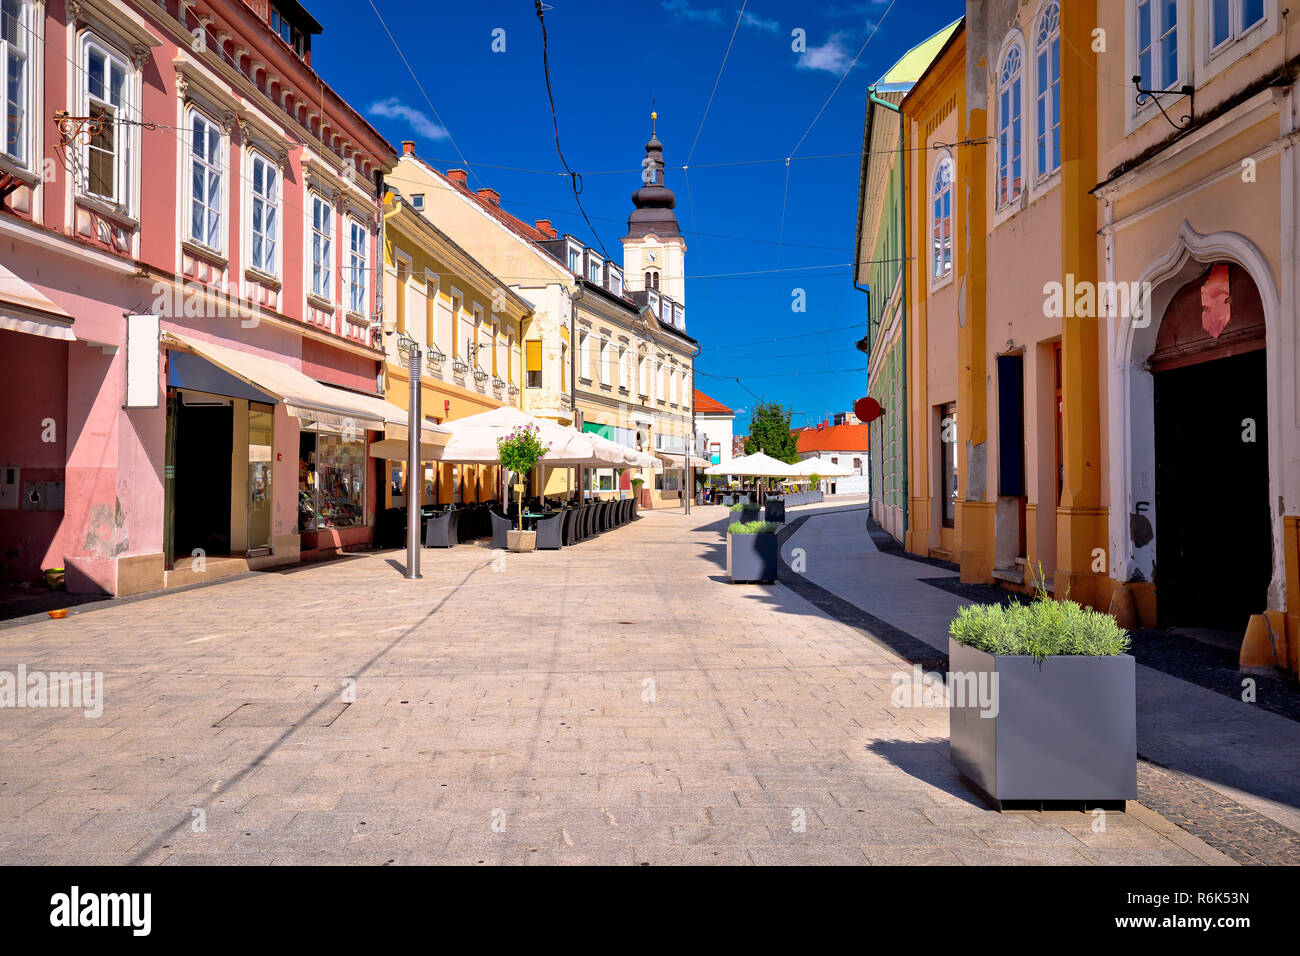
[
  {"x1": 368, "y1": 97, "x2": 448, "y2": 140},
  {"x1": 796, "y1": 31, "x2": 857, "y2": 73},
  {"x1": 740, "y1": 11, "x2": 780, "y2": 32},
  {"x1": 663, "y1": 0, "x2": 723, "y2": 25}
]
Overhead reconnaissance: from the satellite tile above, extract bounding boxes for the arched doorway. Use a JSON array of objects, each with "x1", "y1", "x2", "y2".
[{"x1": 1149, "y1": 263, "x2": 1270, "y2": 628}]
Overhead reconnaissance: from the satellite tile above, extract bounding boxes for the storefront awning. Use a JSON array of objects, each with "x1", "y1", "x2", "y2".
[
  {"x1": 655, "y1": 451, "x2": 710, "y2": 470},
  {"x1": 162, "y1": 330, "x2": 447, "y2": 440},
  {"x1": 1, "y1": 265, "x2": 75, "y2": 341}
]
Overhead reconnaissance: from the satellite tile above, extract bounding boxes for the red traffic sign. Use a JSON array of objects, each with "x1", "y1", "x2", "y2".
[{"x1": 854, "y1": 396, "x2": 884, "y2": 423}]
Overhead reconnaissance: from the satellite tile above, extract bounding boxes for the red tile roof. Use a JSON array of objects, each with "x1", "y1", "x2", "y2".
[
  {"x1": 418, "y1": 161, "x2": 549, "y2": 243},
  {"x1": 693, "y1": 389, "x2": 732, "y2": 415},
  {"x1": 796, "y1": 423, "x2": 870, "y2": 453}
]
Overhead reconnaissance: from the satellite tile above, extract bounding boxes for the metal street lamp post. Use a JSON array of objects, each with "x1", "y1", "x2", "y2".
[{"x1": 393, "y1": 330, "x2": 422, "y2": 580}]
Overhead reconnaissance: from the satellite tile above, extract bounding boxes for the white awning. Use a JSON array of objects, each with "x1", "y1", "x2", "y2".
[
  {"x1": 1, "y1": 264, "x2": 75, "y2": 341},
  {"x1": 162, "y1": 330, "x2": 445, "y2": 439},
  {"x1": 655, "y1": 451, "x2": 710, "y2": 470}
]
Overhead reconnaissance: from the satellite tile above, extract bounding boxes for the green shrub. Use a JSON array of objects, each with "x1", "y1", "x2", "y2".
[
  {"x1": 729, "y1": 502, "x2": 759, "y2": 513},
  {"x1": 949, "y1": 593, "x2": 1130, "y2": 660},
  {"x1": 728, "y1": 520, "x2": 779, "y2": 535}
]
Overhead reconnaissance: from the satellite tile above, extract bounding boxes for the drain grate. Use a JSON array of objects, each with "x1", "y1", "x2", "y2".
[{"x1": 213, "y1": 702, "x2": 350, "y2": 728}]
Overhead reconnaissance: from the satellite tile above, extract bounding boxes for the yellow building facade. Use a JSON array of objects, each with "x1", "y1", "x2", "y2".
[
  {"x1": 889, "y1": 1, "x2": 1297, "y2": 672},
  {"x1": 378, "y1": 190, "x2": 532, "y2": 510}
]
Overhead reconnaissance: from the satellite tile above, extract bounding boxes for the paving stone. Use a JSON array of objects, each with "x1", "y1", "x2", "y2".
[{"x1": 0, "y1": 505, "x2": 1225, "y2": 865}]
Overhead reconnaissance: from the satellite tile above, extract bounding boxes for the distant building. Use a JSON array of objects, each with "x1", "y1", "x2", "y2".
[
  {"x1": 694, "y1": 390, "x2": 734, "y2": 469},
  {"x1": 732, "y1": 435, "x2": 748, "y2": 458},
  {"x1": 796, "y1": 422, "x2": 870, "y2": 494},
  {"x1": 833, "y1": 411, "x2": 861, "y2": 426}
]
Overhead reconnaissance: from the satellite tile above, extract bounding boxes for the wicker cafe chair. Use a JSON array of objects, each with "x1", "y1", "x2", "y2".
[
  {"x1": 490, "y1": 510, "x2": 511, "y2": 550},
  {"x1": 535, "y1": 509, "x2": 565, "y2": 550},
  {"x1": 424, "y1": 511, "x2": 455, "y2": 548}
]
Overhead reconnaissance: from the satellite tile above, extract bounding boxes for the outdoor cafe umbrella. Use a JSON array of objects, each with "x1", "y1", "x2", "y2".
[
  {"x1": 704, "y1": 451, "x2": 798, "y2": 478},
  {"x1": 704, "y1": 451, "x2": 797, "y2": 503},
  {"x1": 429, "y1": 406, "x2": 609, "y2": 466}
]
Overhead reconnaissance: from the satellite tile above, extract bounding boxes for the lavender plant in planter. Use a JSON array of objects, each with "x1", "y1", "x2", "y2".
[
  {"x1": 726, "y1": 521, "x2": 780, "y2": 583},
  {"x1": 947, "y1": 590, "x2": 1136, "y2": 809}
]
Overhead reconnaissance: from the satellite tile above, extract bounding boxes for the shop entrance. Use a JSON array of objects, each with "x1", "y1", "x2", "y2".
[
  {"x1": 1151, "y1": 263, "x2": 1270, "y2": 629},
  {"x1": 171, "y1": 397, "x2": 233, "y2": 559}
]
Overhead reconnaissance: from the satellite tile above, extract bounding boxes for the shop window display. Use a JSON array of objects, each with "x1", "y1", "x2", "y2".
[{"x1": 298, "y1": 429, "x2": 366, "y2": 532}]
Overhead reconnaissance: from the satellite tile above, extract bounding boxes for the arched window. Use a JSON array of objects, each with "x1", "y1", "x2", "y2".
[
  {"x1": 931, "y1": 155, "x2": 954, "y2": 280},
  {"x1": 645, "y1": 270, "x2": 659, "y2": 290},
  {"x1": 1034, "y1": 2, "x2": 1061, "y2": 178},
  {"x1": 997, "y1": 40, "x2": 1024, "y2": 207}
]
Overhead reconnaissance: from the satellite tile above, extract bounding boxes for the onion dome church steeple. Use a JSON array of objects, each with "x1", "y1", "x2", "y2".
[
  {"x1": 622, "y1": 111, "x2": 688, "y2": 305},
  {"x1": 626, "y1": 111, "x2": 681, "y2": 240}
]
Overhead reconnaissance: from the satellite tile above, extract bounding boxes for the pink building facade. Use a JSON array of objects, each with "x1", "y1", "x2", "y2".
[{"x1": 1, "y1": 0, "x2": 398, "y2": 596}]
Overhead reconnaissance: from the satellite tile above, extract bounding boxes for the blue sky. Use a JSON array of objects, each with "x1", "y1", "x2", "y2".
[{"x1": 310, "y1": 0, "x2": 964, "y2": 433}]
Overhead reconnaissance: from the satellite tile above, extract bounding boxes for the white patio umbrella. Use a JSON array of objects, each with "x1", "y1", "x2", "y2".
[
  {"x1": 430, "y1": 406, "x2": 607, "y2": 465},
  {"x1": 704, "y1": 451, "x2": 798, "y2": 478},
  {"x1": 584, "y1": 431, "x2": 656, "y2": 468}
]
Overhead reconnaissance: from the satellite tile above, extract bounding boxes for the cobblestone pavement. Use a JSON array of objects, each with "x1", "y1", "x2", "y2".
[{"x1": 0, "y1": 507, "x2": 1230, "y2": 865}]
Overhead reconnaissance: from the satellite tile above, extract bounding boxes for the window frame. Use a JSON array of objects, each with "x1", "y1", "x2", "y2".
[
  {"x1": 247, "y1": 150, "x2": 280, "y2": 278},
  {"x1": 346, "y1": 216, "x2": 368, "y2": 318},
  {"x1": 930, "y1": 152, "x2": 954, "y2": 287},
  {"x1": 994, "y1": 33, "x2": 1026, "y2": 211},
  {"x1": 1199, "y1": 0, "x2": 1274, "y2": 80},
  {"x1": 1, "y1": 0, "x2": 31, "y2": 168},
  {"x1": 1127, "y1": 0, "x2": 1191, "y2": 132},
  {"x1": 307, "y1": 189, "x2": 333, "y2": 303},
  {"x1": 185, "y1": 107, "x2": 225, "y2": 253},
  {"x1": 1032, "y1": 1, "x2": 1062, "y2": 182},
  {"x1": 608, "y1": 265, "x2": 624, "y2": 297},
  {"x1": 80, "y1": 36, "x2": 135, "y2": 211}
]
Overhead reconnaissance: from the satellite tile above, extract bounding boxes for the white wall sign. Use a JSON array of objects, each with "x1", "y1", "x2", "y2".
[{"x1": 125, "y1": 313, "x2": 161, "y2": 408}]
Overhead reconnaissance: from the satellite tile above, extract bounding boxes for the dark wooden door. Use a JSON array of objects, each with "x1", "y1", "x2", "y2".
[{"x1": 1153, "y1": 350, "x2": 1270, "y2": 629}]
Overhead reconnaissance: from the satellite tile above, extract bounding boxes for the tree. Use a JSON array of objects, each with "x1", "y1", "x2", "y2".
[{"x1": 744, "y1": 402, "x2": 799, "y2": 463}]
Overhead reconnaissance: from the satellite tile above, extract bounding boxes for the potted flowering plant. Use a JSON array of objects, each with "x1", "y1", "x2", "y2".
[{"x1": 497, "y1": 423, "x2": 550, "y2": 552}]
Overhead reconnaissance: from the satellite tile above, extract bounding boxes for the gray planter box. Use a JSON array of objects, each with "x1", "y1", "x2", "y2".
[
  {"x1": 727, "y1": 531, "x2": 779, "y2": 583},
  {"x1": 948, "y1": 638, "x2": 1136, "y2": 808}
]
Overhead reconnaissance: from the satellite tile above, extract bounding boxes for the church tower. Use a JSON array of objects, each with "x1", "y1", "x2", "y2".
[{"x1": 622, "y1": 112, "x2": 687, "y2": 305}]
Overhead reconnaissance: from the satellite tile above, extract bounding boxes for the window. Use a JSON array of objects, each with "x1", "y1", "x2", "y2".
[
  {"x1": 425, "y1": 279, "x2": 438, "y2": 350},
  {"x1": 587, "y1": 255, "x2": 602, "y2": 284},
  {"x1": 472, "y1": 304, "x2": 484, "y2": 366},
  {"x1": 394, "y1": 259, "x2": 407, "y2": 335},
  {"x1": 450, "y1": 291, "x2": 463, "y2": 357},
  {"x1": 249, "y1": 153, "x2": 278, "y2": 275},
  {"x1": 491, "y1": 317, "x2": 499, "y2": 375},
  {"x1": 940, "y1": 402, "x2": 958, "y2": 528},
  {"x1": 1211, "y1": 0, "x2": 1265, "y2": 48},
  {"x1": 347, "y1": 219, "x2": 367, "y2": 316},
  {"x1": 271, "y1": 7, "x2": 292, "y2": 45},
  {"x1": 638, "y1": 356, "x2": 647, "y2": 395},
  {"x1": 1136, "y1": 0, "x2": 1179, "y2": 91},
  {"x1": 645, "y1": 270, "x2": 659, "y2": 290},
  {"x1": 1, "y1": 0, "x2": 28, "y2": 164},
  {"x1": 566, "y1": 243, "x2": 582, "y2": 272},
  {"x1": 618, "y1": 348, "x2": 629, "y2": 391},
  {"x1": 578, "y1": 330, "x2": 590, "y2": 379},
  {"x1": 188, "y1": 111, "x2": 223, "y2": 250},
  {"x1": 996, "y1": 40, "x2": 1023, "y2": 207},
  {"x1": 507, "y1": 330, "x2": 515, "y2": 384},
  {"x1": 931, "y1": 155, "x2": 953, "y2": 280},
  {"x1": 309, "y1": 192, "x2": 332, "y2": 300},
  {"x1": 411, "y1": 193, "x2": 424, "y2": 210},
  {"x1": 669, "y1": 369, "x2": 677, "y2": 405},
  {"x1": 83, "y1": 41, "x2": 131, "y2": 205},
  {"x1": 609, "y1": 268, "x2": 623, "y2": 297},
  {"x1": 600, "y1": 339, "x2": 611, "y2": 384},
  {"x1": 1034, "y1": 2, "x2": 1061, "y2": 178},
  {"x1": 526, "y1": 339, "x2": 542, "y2": 388}
]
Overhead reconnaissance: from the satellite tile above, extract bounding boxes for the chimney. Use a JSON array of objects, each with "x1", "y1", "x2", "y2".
[
  {"x1": 401, "y1": 140, "x2": 416, "y2": 157},
  {"x1": 446, "y1": 169, "x2": 468, "y2": 188},
  {"x1": 476, "y1": 187, "x2": 501, "y2": 206},
  {"x1": 535, "y1": 219, "x2": 556, "y2": 238}
]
